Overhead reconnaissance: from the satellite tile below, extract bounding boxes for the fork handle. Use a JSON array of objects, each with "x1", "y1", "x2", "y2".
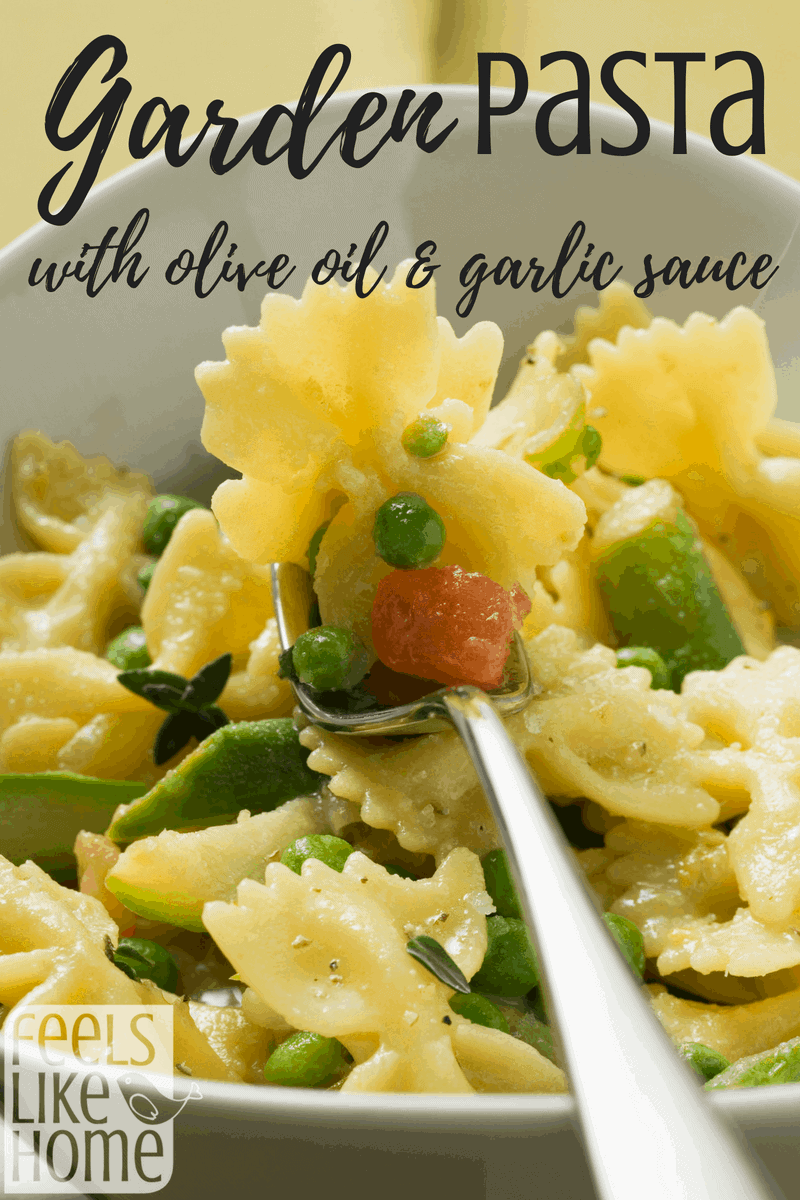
[{"x1": 439, "y1": 687, "x2": 778, "y2": 1200}]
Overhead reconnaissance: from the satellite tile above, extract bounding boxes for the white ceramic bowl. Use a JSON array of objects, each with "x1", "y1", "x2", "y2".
[{"x1": 2, "y1": 87, "x2": 800, "y2": 1200}]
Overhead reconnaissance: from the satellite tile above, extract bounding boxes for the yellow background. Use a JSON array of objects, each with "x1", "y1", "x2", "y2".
[{"x1": 2, "y1": 0, "x2": 798, "y2": 249}]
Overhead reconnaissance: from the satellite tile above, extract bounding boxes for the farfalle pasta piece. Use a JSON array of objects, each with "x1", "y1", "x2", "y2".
[
  {"x1": 472, "y1": 348, "x2": 586, "y2": 464},
  {"x1": 54, "y1": 710, "x2": 167, "y2": 783},
  {"x1": 0, "y1": 648, "x2": 150, "y2": 732},
  {"x1": 571, "y1": 644, "x2": 800, "y2": 938},
  {"x1": 198, "y1": 263, "x2": 502, "y2": 564},
  {"x1": 204, "y1": 849, "x2": 565, "y2": 1093},
  {"x1": 1, "y1": 494, "x2": 147, "y2": 655},
  {"x1": 597, "y1": 820, "x2": 800, "y2": 979},
  {"x1": 187, "y1": 1001, "x2": 273, "y2": 1083},
  {"x1": 0, "y1": 650, "x2": 160, "y2": 781},
  {"x1": 0, "y1": 715, "x2": 80, "y2": 773},
  {"x1": 570, "y1": 468, "x2": 632, "y2": 528},
  {"x1": 299, "y1": 721, "x2": 496, "y2": 863},
  {"x1": 11, "y1": 432, "x2": 152, "y2": 555},
  {"x1": 0, "y1": 553, "x2": 69, "y2": 645},
  {"x1": 524, "y1": 542, "x2": 613, "y2": 646},
  {"x1": 197, "y1": 265, "x2": 586, "y2": 647},
  {"x1": 550, "y1": 279, "x2": 653, "y2": 372},
  {"x1": 519, "y1": 628, "x2": 719, "y2": 828},
  {"x1": 216, "y1": 621, "x2": 292, "y2": 722},
  {"x1": 681, "y1": 647, "x2": 800, "y2": 925},
  {"x1": 648, "y1": 983, "x2": 800, "y2": 1064},
  {"x1": 142, "y1": 507, "x2": 287, "y2": 706},
  {"x1": 567, "y1": 302, "x2": 774, "y2": 481}
]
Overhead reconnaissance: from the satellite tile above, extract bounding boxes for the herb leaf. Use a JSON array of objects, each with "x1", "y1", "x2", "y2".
[
  {"x1": 153, "y1": 711, "x2": 197, "y2": 766},
  {"x1": 406, "y1": 935, "x2": 470, "y2": 994},
  {"x1": 191, "y1": 706, "x2": 229, "y2": 736},
  {"x1": 118, "y1": 668, "x2": 190, "y2": 708},
  {"x1": 139, "y1": 683, "x2": 186, "y2": 712},
  {"x1": 183, "y1": 653, "x2": 232, "y2": 710},
  {"x1": 152, "y1": 705, "x2": 230, "y2": 765},
  {"x1": 117, "y1": 655, "x2": 233, "y2": 765}
]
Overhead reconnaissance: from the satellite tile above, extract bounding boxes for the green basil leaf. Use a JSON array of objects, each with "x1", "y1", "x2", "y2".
[
  {"x1": 139, "y1": 683, "x2": 186, "y2": 712},
  {"x1": 406, "y1": 935, "x2": 470, "y2": 994},
  {"x1": 117, "y1": 668, "x2": 189, "y2": 704},
  {"x1": 153, "y1": 711, "x2": 197, "y2": 766},
  {"x1": 191, "y1": 706, "x2": 229, "y2": 738},
  {"x1": 184, "y1": 653, "x2": 233, "y2": 710}
]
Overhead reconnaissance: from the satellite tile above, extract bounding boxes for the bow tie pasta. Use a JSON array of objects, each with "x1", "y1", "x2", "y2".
[
  {"x1": 6, "y1": 267, "x2": 800, "y2": 1098},
  {"x1": 196, "y1": 262, "x2": 585, "y2": 652},
  {"x1": 203, "y1": 849, "x2": 565, "y2": 1094}
]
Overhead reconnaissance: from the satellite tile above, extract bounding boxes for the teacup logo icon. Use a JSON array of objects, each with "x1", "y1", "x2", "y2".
[{"x1": 117, "y1": 1072, "x2": 203, "y2": 1125}]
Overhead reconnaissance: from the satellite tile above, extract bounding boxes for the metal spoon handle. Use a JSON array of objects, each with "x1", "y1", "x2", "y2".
[{"x1": 440, "y1": 686, "x2": 777, "y2": 1200}]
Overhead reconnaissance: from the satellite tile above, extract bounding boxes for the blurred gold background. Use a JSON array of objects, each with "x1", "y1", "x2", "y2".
[{"x1": 3, "y1": 0, "x2": 798, "y2": 248}]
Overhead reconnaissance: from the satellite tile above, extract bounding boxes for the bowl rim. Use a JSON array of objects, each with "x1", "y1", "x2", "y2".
[{"x1": 3, "y1": 81, "x2": 800, "y2": 1129}]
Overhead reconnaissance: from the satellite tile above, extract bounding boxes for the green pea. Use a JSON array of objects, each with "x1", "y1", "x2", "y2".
[
  {"x1": 281, "y1": 834, "x2": 355, "y2": 875},
  {"x1": 603, "y1": 912, "x2": 646, "y2": 979},
  {"x1": 449, "y1": 992, "x2": 509, "y2": 1033},
  {"x1": 113, "y1": 938, "x2": 179, "y2": 993},
  {"x1": 385, "y1": 863, "x2": 417, "y2": 879},
  {"x1": 615, "y1": 646, "x2": 671, "y2": 691},
  {"x1": 263, "y1": 1031, "x2": 351, "y2": 1088},
  {"x1": 307, "y1": 523, "x2": 329, "y2": 578},
  {"x1": 291, "y1": 626, "x2": 369, "y2": 691},
  {"x1": 372, "y1": 492, "x2": 446, "y2": 569},
  {"x1": 402, "y1": 415, "x2": 449, "y2": 459},
  {"x1": 106, "y1": 626, "x2": 151, "y2": 671},
  {"x1": 481, "y1": 849, "x2": 522, "y2": 919},
  {"x1": 680, "y1": 1042, "x2": 730, "y2": 1082},
  {"x1": 469, "y1": 916, "x2": 539, "y2": 997},
  {"x1": 143, "y1": 495, "x2": 204, "y2": 556},
  {"x1": 137, "y1": 562, "x2": 156, "y2": 592}
]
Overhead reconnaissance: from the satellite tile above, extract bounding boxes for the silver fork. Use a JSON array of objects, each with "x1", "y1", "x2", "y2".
[{"x1": 272, "y1": 561, "x2": 778, "y2": 1200}]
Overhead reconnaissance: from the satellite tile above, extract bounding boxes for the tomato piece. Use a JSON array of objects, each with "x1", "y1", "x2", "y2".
[{"x1": 371, "y1": 565, "x2": 531, "y2": 690}]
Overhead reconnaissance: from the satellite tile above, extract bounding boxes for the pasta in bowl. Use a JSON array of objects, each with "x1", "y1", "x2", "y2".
[{"x1": 4, "y1": 260, "x2": 800, "y2": 1113}]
